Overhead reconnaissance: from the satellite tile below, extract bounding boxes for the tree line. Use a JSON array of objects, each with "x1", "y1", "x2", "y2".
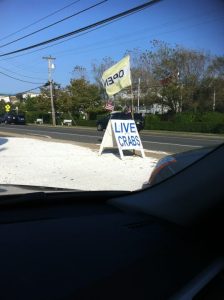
[{"x1": 2, "y1": 39, "x2": 223, "y2": 122}]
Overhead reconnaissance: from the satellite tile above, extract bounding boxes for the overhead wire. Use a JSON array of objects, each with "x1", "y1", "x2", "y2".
[
  {"x1": 0, "y1": 15, "x2": 130, "y2": 62},
  {"x1": 0, "y1": 66, "x2": 46, "y2": 81},
  {"x1": 4, "y1": 60, "x2": 48, "y2": 74},
  {"x1": 49, "y1": 11, "x2": 223, "y2": 58},
  {"x1": 0, "y1": 70, "x2": 45, "y2": 84},
  {"x1": 0, "y1": 0, "x2": 162, "y2": 57},
  {"x1": 0, "y1": 0, "x2": 108, "y2": 49},
  {"x1": 0, "y1": 0, "x2": 82, "y2": 42},
  {"x1": 0, "y1": 10, "x2": 221, "y2": 63},
  {"x1": 6, "y1": 0, "x2": 220, "y2": 92},
  {"x1": 1, "y1": 0, "x2": 221, "y2": 76},
  {"x1": 14, "y1": 85, "x2": 45, "y2": 95}
]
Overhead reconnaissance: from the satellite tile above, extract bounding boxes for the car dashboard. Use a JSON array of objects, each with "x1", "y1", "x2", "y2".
[{"x1": 0, "y1": 188, "x2": 223, "y2": 300}]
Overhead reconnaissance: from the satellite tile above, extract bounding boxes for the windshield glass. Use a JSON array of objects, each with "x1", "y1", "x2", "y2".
[{"x1": 0, "y1": 0, "x2": 224, "y2": 193}]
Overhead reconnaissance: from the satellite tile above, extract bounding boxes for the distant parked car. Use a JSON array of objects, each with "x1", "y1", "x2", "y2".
[
  {"x1": 1, "y1": 113, "x2": 26, "y2": 125},
  {"x1": 96, "y1": 111, "x2": 145, "y2": 132}
]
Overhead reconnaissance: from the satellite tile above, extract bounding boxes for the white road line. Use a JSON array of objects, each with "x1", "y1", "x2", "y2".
[
  {"x1": 0, "y1": 127, "x2": 213, "y2": 148},
  {"x1": 141, "y1": 135, "x2": 224, "y2": 143},
  {"x1": 27, "y1": 133, "x2": 52, "y2": 139},
  {"x1": 143, "y1": 140, "x2": 202, "y2": 148},
  {"x1": 0, "y1": 127, "x2": 98, "y2": 139}
]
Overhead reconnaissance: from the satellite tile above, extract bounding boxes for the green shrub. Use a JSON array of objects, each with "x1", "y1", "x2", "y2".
[
  {"x1": 76, "y1": 119, "x2": 96, "y2": 127},
  {"x1": 144, "y1": 121, "x2": 224, "y2": 133},
  {"x1": 195, "y1": 112, "x2": 224, "y2": 123},
  {"x1": 144, "y1": 112, "x2": 224, "y2": 133},
  {"x1": 25, "y1": 111, "x2": 51, "y2": 124},
  {"x1": 174, "y1": 113, "x2": 196, "y2": 123},
  {"x1": 144, "y1": 114, "x2": 160, "y2": 127},
  {"x1": 213, "y1": 123, "x2": 224, "y2": 133}
]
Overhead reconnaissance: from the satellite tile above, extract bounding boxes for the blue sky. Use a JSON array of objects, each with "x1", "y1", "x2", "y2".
[{"x1": 0, "y1": 0, "x2": 223, "y2": 94}]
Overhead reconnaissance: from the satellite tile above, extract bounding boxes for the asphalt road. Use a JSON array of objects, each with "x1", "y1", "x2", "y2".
[{"x1": 0, "y1": 124, "x2": 223, "y2": 154}]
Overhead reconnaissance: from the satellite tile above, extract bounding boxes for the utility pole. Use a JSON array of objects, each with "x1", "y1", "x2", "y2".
[
  {"x1": 130, "y1": 84, "x2": 134, "y2": 118},
  {"x1": 213, "y1": 87, "x2": 216, "y2": 111},
  {"x1": 137, "y1": 78, "x2": 140, "y2": 113},
  {"x1": 43, "y1": 55, "x2": 56, "y2": 126},
  {"x1": 180, "y1": 83, "x2": 183, "y2": 113},
  {"x1": 208, "y1": 78, "x2": 216, "y2": 112}
]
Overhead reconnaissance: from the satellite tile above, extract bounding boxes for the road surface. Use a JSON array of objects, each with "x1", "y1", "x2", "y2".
[{"x1": 0, "y1": 124, "x2": 223, "y2": 154}]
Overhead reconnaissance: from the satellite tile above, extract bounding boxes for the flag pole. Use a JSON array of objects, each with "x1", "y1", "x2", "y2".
[
  {"x1": 130, "y1": 77, "x2": 134, "y2": 119},
  {"x1": 129, "y1": 55, "x2": 134, "y2": 118},
  {"x1": 130, "y1": 74, "x2": 135, "y2": 156}
]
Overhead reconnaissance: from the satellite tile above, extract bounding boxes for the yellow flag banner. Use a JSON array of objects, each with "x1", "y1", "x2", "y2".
[{"x1": 102, "y1": 55, "x2": 131, "y2": 96}]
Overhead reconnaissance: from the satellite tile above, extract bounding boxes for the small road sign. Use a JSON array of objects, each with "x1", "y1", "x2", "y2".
[{"x1": 5, "y1": 104, "x2": 11, "y2": 112}]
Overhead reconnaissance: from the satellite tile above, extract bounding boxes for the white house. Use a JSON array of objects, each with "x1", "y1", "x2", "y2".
[
  {"x1": 0, "y1": 94, "x2": 10, "y2": 103},
  {"x1": 148, "y1": 103, "x2": 170, "y2": 114},
  {"x1": 22, "y1": 92, "x2": 39, "y2": 99}
]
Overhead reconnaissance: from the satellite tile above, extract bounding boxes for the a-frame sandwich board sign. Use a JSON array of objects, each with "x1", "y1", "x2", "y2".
[{"x1": 99, "y1": 119, "x2": 145, "y2": 159}]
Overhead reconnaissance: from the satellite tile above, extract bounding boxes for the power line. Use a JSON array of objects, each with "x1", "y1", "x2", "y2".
[
  {"x1": 0, "y1": 0, "x2": 108, "y2": 49},
  {"x1": 5, "y1": 60, "x2": 48, "y2": 74},
  {"x1": 14, "y1": 85, "x2": 44, "y2": 95},
  {"x1": 0, "y1": 0, "x2": 161, "y2": 58},
  {"x1": 0, "y1": 20, "x2": 120, "y2": 62},
  {"x1": 0, "y1": 10, "x2": 221, "y2": 65},
  {"x1": 0, "y1": 6, "x2": 221, "y2": 63},
  {"x1": 0, "y1": 66, "x2": 46, "y2": 81},
  {"x1": 0, "y1": 0, "x2": 82, "y2": 42},
  {"x1": 49, "y1": 14, "x2": 223, "y2": 58},
  {"x1": 0, "y1": 70, "x2": 45, "y2": 84}
]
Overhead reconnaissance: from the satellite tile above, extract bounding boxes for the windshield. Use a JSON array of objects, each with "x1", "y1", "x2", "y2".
[{"x1": 0, "y1": 0, "x2": 224, "y2": 193}]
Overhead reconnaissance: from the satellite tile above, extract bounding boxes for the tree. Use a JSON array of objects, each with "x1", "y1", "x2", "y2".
[
  {"x1": 89, "y1": 42, "x2": 224, "y2": 114},
  {"x1": 125, "y1": 47, "x2": 155, "y2": 94},
  {"x1": 15, "y1": 93, "x2": 24, "y2": 102},
  {"x1": 0, "y1": 100, "x2": 6, "y2": 115},
  {"x1": 64, "y1": 77, "x2": 102, "y2": 119},
  {"x1": 140, "y1": 40, "x2": 214, "y2": 113},
  {"x1": 92, "y1": 56, "x2": 116, "y2": 101},
  {"x1": 206, "y1": 56, "x2": 224, "y2": 112},
  {"x1": 72, "y1": 65, "x2": 87, "y2": 79}
]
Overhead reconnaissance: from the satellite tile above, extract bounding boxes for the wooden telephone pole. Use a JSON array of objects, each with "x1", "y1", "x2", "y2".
[{"x1": 43, "y1": 55, "x2": 56, "y2": 126}]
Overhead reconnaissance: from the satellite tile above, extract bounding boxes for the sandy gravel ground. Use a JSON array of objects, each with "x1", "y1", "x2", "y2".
[{"x1": 0, "y1": 137, "x2": 158, "y2": 191}]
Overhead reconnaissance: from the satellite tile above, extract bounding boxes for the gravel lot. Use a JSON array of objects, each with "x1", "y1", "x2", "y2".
[{"x1": 0, "y1": 137, "x2": 158, "y2": 191}]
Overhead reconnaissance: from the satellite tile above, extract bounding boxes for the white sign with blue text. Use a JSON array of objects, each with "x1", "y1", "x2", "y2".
[{"x1": 99, "y1": 119, "x2": 145, "y2": 159}]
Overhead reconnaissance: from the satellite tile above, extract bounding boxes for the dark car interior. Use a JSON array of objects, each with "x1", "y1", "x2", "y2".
[{"x1": 0, "y1": 143, "x2": 224, "y2": 300}]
